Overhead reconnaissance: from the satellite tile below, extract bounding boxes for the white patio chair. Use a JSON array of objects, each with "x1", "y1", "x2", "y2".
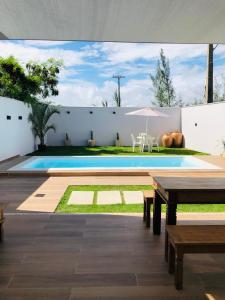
[
  {"x1": 131, "y1": 134, "x2": 144, "y2": 152},
  {"x1": 148, "y1": 136, "x2": 160, "y2": 152}
]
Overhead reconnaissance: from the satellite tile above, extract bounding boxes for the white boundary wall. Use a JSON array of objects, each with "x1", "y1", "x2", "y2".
[
  {"x1": 3, "y1": 96, "x2": 225, "y2": 158},
  {"x1": 182, "y1": 102, "x2": 225, "y2": 155},
  {"x1": 47, "y1": 107, "x2": 181, "y2": 146},
  {"x1": 0, "y1": 97, "x2": 35, "y2": 161}
]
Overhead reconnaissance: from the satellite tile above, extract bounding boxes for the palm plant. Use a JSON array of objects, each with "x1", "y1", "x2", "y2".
[
  {"x1": 28, "y1": 101, "x2": 60, "y2": 150},
  {"x1": 102, "y1": 100, "x2": 108, "y2": 107}
]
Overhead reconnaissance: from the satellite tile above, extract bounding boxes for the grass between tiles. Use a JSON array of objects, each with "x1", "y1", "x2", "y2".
[{"x1": 56, "y1": 185, "x2": 225, "y2": 214}]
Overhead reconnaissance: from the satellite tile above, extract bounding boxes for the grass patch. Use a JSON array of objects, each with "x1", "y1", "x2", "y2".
[
  {"x1": 56, "y1": 185, "x2": 153, "y2": 213},
  {"x1": 28, "y1": 146, "x2": 207, "y2": 156},
  {"x1": 56, "y1": 185, "x2": 225, "y2": 214}
]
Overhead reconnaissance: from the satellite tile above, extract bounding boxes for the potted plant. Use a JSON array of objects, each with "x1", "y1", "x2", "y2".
[
  {"x1": 88, "y1": 130, "x2": 96, "y2": 147},
  {"x1": 64, "y1": 132, "x2": 72, "y2": 146},
  {"x1": 28, "y1": 101, "x2": 60, "y2": 151},
  {"x1": 115, "y1": 132, "x2": 121, "y2": 146}
]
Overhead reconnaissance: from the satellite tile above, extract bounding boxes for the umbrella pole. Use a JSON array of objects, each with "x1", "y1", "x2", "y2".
[{"x1": 145, "y1": 118, "x2": 148, "y2": 135}]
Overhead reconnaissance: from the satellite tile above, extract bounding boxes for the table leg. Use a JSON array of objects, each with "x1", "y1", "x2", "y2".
[
  {"x1": 0, "y1": 208, "x2": 4, "y2": 242},
  {"x1": 0, "y1": 223, "x2": 3, "y2": 242},
  {"x1": 175, "y1": 247, "x2": 183, "y2": 290},
  {"x1": 146, "y1": 199, "x2": 151, "y2": 228},
  {"x1": 165, "y1": 202, "x2": 177, "y2": 261},
  {"x1": 168, "y1": 241, "x2": 175, "y2": 274},
  {"x1": 153, "y1": 191, "x2": 162, "y2": 235},
  {"x1": 143, "y1": 200, "x2": 146, "y2": 222}
]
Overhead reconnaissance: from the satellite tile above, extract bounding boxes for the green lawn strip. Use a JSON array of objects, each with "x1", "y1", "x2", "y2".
[
  {"x1": 56, "y1": 185, "x2": 225, "y2": 213},
  {"x1": 93, "y1": 191, "x2": 98, "y2": 205},
  {"x1": 28, "y1": 146, "x2": 207, "y2": 156},
  {"x1": 56, "y1": 185, "x2": 152, "y2": 213},
  {"x1": 177, "y1": 204, "x2": 225, "y2": 213},
  {"x1": 120, "y1": 191, "x2": 125, "y2": 204}
]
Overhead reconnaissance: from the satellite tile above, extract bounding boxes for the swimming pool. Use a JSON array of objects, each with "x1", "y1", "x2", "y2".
[{"x1": 9, "y1": 156, "x2": 219, "y2": 171}]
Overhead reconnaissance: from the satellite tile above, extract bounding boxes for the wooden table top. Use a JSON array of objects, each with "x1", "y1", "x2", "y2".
[
  {"x1": 153, "y1": 177, "x2": 225, "y2": 191},
  {"x1": 167, "y1": 225, "x2": 225, "y2": 245}
]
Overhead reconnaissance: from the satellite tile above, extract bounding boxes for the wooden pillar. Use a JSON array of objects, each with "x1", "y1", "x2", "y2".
[{"x1": 205, "y1": 44, "x2": 214, "y2": 104}]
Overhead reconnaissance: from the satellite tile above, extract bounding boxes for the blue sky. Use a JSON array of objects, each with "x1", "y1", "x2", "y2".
[{"x1": 0, "y1": 40, "x2": 225, "y2": 106}]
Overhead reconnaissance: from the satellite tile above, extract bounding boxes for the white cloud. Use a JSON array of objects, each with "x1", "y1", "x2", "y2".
[
  {"x1": 172, "y1": 65, "x2": 205, "y2": 104},
  {"x1": 23, "y1": 40, "x2": 72, "y2": 47},
  {"x1": 58, "y1": 68, "x2": 79, "y2": 81},
  {"x1": 98, "y1": 43, "x2": 207, "y2": 64},
  {"x1": 1, "y1": 40, "x2": 223, "y2": 107},
  {"x1": 121, "y1": 79, "x2": 152, "y2": 106},
  {"x1": 49, "y1": 78, "x2": 152, "y2": 107},
  {"x1": 49, "y1": 63, "x2": 206, "y2": 107},
  {"x1": 50, "y1": 80, "x2": 117, "y2": 107},
  {"x1": 0, "y1": 41, "x2": 84, "y2": 67}
]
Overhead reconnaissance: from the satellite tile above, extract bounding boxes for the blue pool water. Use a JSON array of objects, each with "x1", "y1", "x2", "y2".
[{"x1": 9, "y1": 156, "x2": 219, "y2": 171}]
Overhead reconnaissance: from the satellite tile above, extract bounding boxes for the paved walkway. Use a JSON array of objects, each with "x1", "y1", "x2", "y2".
[
  {"x1": 1, "y1": 176, "x2": 151, "y2": 213},
  {"x1": 68, "y1": 191, "x2": 144, "y2": 206},
  {"x1": 68, "y1": 191, "x2": 94, "y2": 205}
]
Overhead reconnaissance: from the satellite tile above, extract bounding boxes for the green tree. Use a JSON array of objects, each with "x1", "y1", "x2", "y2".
[
  {"x1": 26, "y1": 58, "x2": 63, "y2": 99},
  {"x1": 113, "y1": 90, "x2": 120, "y2": 107},
  {"x1": 28, "y1": 102, "x2": 60, "y2": 150},
  {"x1": 150, "y1": 49, "x2": 176, "y2": 107},
  {"x1": 0, "y1": 56, "x2": 63, "y2": 104},
  {"x1": 184, "y1": 98, "x2": 203, "y2": 107},
  {"x1": 213, "y1": 76, "x2": 225, "y2": 102},
  {"x1": 0, "y1": 56, "x2": 40, "y2": 103}
]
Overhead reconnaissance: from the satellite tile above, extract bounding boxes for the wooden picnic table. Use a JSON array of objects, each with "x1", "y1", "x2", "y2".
[{"x1": 152, "y1": 177, "x2": 225, "y2": 260}]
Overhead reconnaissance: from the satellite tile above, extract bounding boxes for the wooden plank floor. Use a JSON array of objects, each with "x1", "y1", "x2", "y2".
[{"x1": 0, "y1": 214, "x2": 225, "y2": 299}]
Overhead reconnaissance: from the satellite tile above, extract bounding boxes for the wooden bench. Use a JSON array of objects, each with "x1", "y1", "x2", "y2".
[
  {"x1": 0, "y1": 206, "x2": 4, "y2": 242},
  {"x1": 143, "y1": 190, "x2": 154, "y2": 228},
  {"x1": 166, "y1": 225, "x2": 225, "y2": 290}
]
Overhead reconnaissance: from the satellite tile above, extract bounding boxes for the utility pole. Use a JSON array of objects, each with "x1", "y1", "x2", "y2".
[
  {"x1": 205, "y1": 44, "x2": 218, "y2": 104},
  {"x1": 112, "y1": 74, "x2": 125, "y2": 107}
]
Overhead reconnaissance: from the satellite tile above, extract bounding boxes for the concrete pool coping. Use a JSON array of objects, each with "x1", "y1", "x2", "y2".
[{"x1": 1, "y1": 155, "x2": 225, "y2": 176}]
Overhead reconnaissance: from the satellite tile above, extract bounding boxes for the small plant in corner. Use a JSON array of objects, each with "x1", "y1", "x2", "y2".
[
  {"x1": 64, "y1": 132, "x2": 72, "y2": 146},
  {"x1": 115, "y1": 132, "x2": 121, "y2": 146},
  {"x1": 88, "y1": 130, "x2": 96, "y2": 147},
  {"x1": 28, "y1": 101, "x2": 60, "y2": 151},
  {"x1": 90, "y1": 130, "x2": 94, "y2": 140}
]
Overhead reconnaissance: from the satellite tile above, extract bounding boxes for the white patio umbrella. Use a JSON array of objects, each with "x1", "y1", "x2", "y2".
[{"x1": 126, "y1": 107, "x2": 168, "y2": 135}]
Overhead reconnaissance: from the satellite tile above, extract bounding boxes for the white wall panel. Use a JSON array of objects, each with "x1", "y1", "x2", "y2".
[
  {"x1": 47, "y1": 107, "x2": 181, "y2": 146},
  {"x1": 0, "y1": 97, "x2": 35, "y2": 161},
  {"x1": 182, "y1": 102, "x2": 225, "y2": 155}
]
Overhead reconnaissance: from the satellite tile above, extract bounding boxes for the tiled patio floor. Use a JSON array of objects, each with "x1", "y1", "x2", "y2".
[
  {"x1": 0, "y1": 213, "x2": 225, "y2": 300},
  {"x1": 68, "y1": 191, "x2": 94, "y2": 205},
  {"x1": 0, "y1": 175, "x2": 225, "y2": 299},
  {"x1": 0, "y1": 176, "x2": 151, "y2": 213}
]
